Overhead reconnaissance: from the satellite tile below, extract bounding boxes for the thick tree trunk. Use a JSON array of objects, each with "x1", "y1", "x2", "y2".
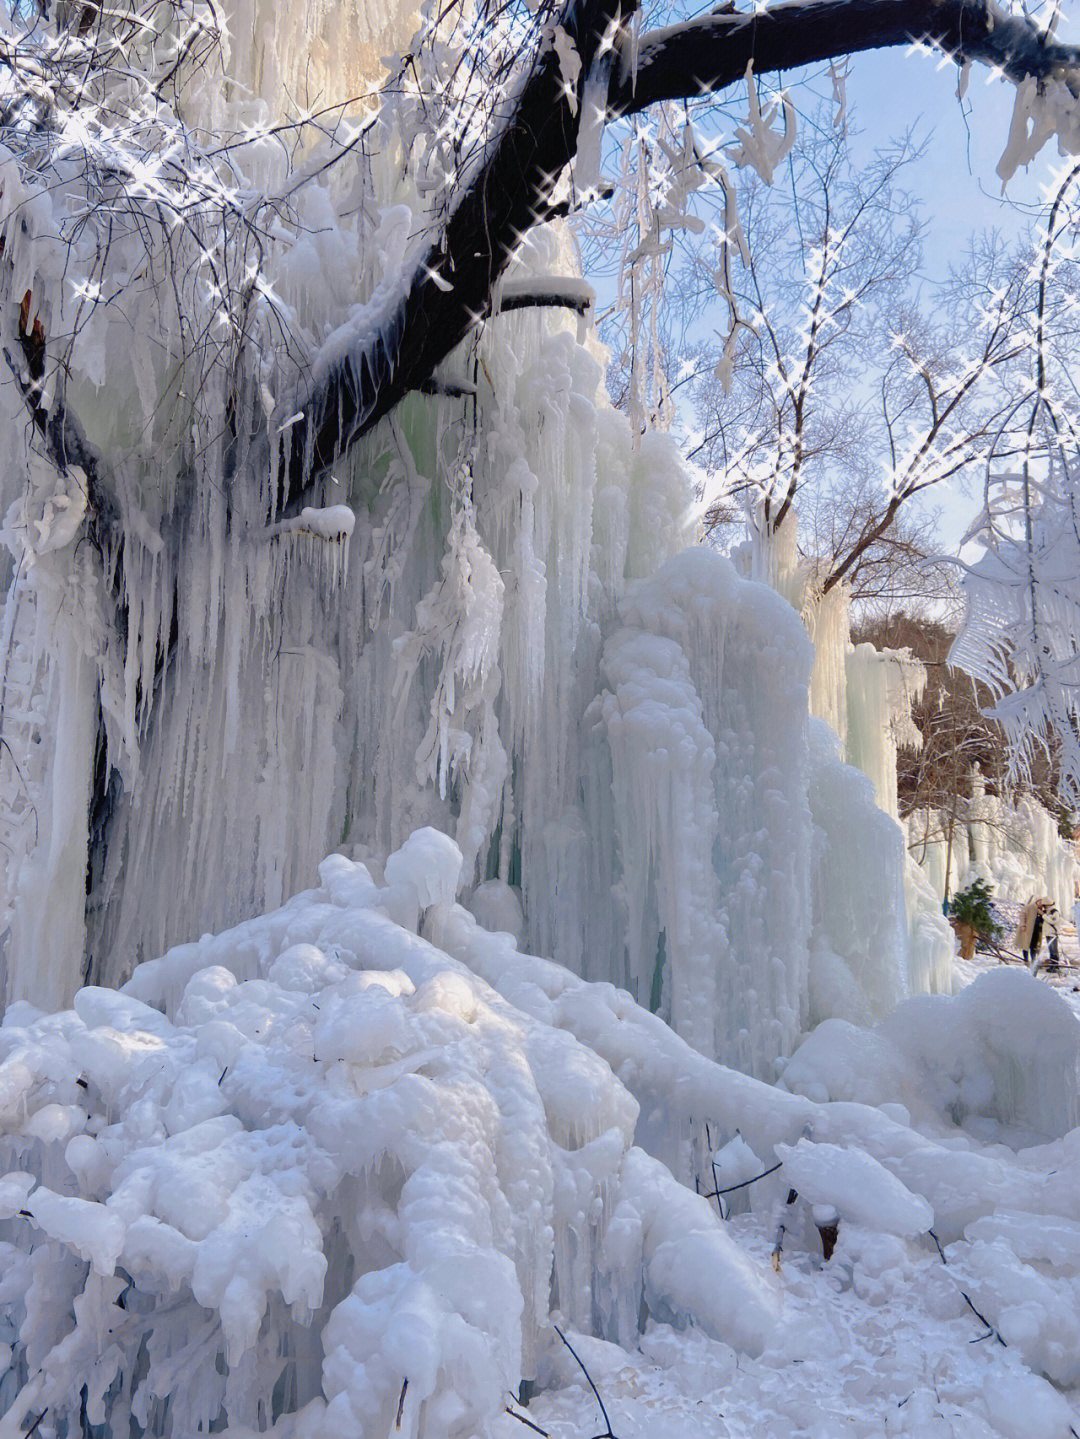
[{"x1": 951, "y1": 917, "x2": 978, "y2": 961}]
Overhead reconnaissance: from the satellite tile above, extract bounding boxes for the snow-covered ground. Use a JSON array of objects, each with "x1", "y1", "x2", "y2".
[
  {"x1": 506, "y1": 1244, "x2": 1077, "y2": 1439},
  {"x1": 4, "y1": 836, "x2": 1080, "y2": 1439},
  {"x1": 510, "y1": 934, "x2": 1080, "y2": 1439}
]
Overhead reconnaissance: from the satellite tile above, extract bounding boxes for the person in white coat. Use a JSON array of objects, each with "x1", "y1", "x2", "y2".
[{"x1": 1015, "y1": 896, "x2": 1052, "y2": 973}]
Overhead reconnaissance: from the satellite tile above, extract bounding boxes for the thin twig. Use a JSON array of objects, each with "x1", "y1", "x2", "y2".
[
  {"x1": 702, "y1": 1159, "x2": 783, "y2": 1201},
  {"x1": 931, "y1": 1226, "x2": 1006, "y2": 1346},
  {"x1": 959, "y1": 1291, "x2": 1007, "y2": 1347},
  {"x1": 553, "y1": 1325, "x2": 619, "y2": 1439},
  {"x1": 504, "y1": 1404, "x2": 550, "y2": 1436},
  {"x1": 705, "y1": 1122, "x2": 724, "y2": 1218}
]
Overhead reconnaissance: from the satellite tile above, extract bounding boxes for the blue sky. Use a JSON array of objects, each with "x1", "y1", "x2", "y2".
[
  {"x1": 842, "y1": 43, "x2": 1060, "y2": 551},
  {"x1": 845, "y1": 43, "x2": 1053, "y2": 270}
]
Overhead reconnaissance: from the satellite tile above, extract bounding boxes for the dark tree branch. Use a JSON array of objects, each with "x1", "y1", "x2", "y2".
[
  {"x1": 553, "y1": 1325, "x2": 619, "y2": 1439},
  {"x1": 495, "y1": 285, "x2": 594, "y2": 315},
  {"x1": 611, "y1": 0, "x2": 1080, "y2": 116},
  {"x1": 275, "y1": 0, "x2": 625, "y2": 510},
  {"x1": 418, "y1": 377, "x2": 477, "y2": 398},
  {"x1": 278, "y1": 0, "x2": 1080, "y2": 513}
]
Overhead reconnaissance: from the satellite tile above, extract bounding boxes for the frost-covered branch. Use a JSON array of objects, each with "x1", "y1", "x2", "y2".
[
  {"x1": 280, "y1": 0, "x2": 1080, "y2": 508},
  {"x1": 610, "y1": 0, "x2": 1080, "y2": 118}
]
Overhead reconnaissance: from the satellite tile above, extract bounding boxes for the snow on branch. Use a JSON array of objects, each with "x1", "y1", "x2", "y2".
[
  {"x1": 494, "y1": 276, "x2": 595, "y2": 315},
  {"x1": 610, "y1": 0, "x2": 1080, "y2": 118},
  {"x1": 1, "y1": 0, "x2": 1075, "y2": 527},
  {"x1": 281, "y1": 0, "x2": 1080, "y2": 511}
]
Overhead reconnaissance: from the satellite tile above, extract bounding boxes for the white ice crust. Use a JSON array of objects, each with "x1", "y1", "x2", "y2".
[{"x1": 2, "y1": 843, "x2": 1080, "y2": 1436}]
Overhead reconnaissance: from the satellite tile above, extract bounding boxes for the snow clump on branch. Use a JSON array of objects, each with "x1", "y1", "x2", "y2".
[{"x1": 998, "y1": 73, "x2": 1080, "y2": 185}]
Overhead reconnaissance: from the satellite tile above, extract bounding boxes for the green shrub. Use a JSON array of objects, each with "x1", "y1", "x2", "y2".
[{"x1": 948, "y1": 878, "x2": 1001, "y2": 940}]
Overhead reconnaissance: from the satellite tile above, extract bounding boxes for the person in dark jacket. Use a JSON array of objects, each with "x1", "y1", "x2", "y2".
[{"x1": 1044, "y1": 904, "x2": 1062, "y2": 969}]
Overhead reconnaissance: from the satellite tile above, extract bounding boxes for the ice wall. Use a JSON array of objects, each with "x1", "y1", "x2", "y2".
[
  {"x1": 910, "y1": 780, "x2": 1079, "y2": 914},
  {"x1": 845, "y1": 641, "x2": 925, "y2": 825},
  {"x1": 970, "y1": 783, "x2": 1078, "y2": 915},
  {"x1": 806, "y1": 722, "x2": 911, "y2": 1025},
  {"x1": 0, "y1": 249, "x2": 945, "y2": 1069},
  {"x1": 0, "y1": 0, "x2": 947, "y2": 1075},
  {"x1": 600, "y1": 550, "x2": 813, "y2": 1072},
  {"x1": 745, "y1": 525, "x2": 953, "y2": 1010},
  {"x1": 843, "y1": 637, "x2": 952, "y2": 999},
  {"x1": 0, "y1": 195, "x2": 823, "y2": 1076}
]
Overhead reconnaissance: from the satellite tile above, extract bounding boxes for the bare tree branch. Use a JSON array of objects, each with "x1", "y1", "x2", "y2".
[
  {"x1": 278, "y1": 0, "x2": 1080, "y2": 512},
  {"x1": 610, "y1": 0, "x2": 1080, "y2": 117}
]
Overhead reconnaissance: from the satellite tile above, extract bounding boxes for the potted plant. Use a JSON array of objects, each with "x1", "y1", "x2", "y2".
[{"x1": 947, "y1": 877, "x2": 1002, "y2": 961}]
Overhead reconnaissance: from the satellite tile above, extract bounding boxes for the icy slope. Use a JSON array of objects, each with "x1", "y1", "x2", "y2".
[{"x1": 2, "y1": 830, "x2": 1079, "y2": 1437}]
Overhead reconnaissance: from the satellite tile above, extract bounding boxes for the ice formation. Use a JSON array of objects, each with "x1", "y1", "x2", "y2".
[
  {"x1": 997, "y1": 72, "x2": 1080, "y2": 187},
  {"x1": 1, "y1": 0, "x2": 1075, "y2": 1429},
  {"x1": 0, "y1": 156, "x2": 949, "y2": 1074},
  {"x1": 908, "y1": 769, "x2": 1080, "y2": 916},
  {"x1": 0, "y1": 0, "x2": 962, "y2": 1091},
  {"x1": 739, "y1": 524, "x2": 953, "y2": 1024},
  {"x1": 2, "y1": 845, "x2": 1080, "y2": 1437}
]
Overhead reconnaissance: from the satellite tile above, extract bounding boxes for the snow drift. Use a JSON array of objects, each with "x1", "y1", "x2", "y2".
[{"x1": 2, "y1": 832, "x2": 1079, "y2": 1437}]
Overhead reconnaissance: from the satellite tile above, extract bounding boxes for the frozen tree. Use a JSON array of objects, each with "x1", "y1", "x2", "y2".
[
  {"x1": 693, "y1": 119, "x2": 1035, "y2": 608},
  {"x1": 950, "y1": 161, "x2": 1080, "y2": 803},
  {"x1": 0, "y1": 0, "x2": 1078, "y2": 1001},
  {"x1": 4, "y1": 6, "x2": 1080, "y2": 1435}
]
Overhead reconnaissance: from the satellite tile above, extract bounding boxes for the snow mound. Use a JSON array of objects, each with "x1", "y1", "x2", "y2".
[
  {"x1": 3, "y1": 834, "x2": 1080, "y2": 1435},
  {"x1": 783, "y1": 968, "x2": 1080, "y2": 1147},
  {"x1": 0, "y1": 840, "x2": 786, "y2": 1438}
]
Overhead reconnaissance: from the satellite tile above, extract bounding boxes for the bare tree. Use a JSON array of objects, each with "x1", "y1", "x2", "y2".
[
  {"x1": 694, "y1": 116, "x2": 1039, "y2": 604},
  {"x1": 692, "y1": 119, "x2": 919, "y2": 543}
]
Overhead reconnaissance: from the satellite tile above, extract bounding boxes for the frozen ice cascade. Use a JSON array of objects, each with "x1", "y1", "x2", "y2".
[
  {"x1": 0, "y1": 225, "x2": 953, "y2": 1059},
  {"x1": 741, "y1": 521, "x2": 954, "y2": 1027},
  {"x1": 3, "y1": 841, "x2": 1080, "y2": 1437},
  {"x1": 1, "y1": 0, "x2": 1078, "y2": 1429},
  {"x1": 0, "y1": 0, "x2": 954, "y2": 1055},
  {"x1": 0, "y1": 192, "x2": 957, "y2": 1058}
]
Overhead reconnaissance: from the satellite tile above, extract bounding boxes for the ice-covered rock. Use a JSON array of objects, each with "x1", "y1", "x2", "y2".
[
  {"x1": 775, "y1": 1138, "x2": 933, "y2": 1238},
  {"x1": 783, "y1": 968, "x2": 1080, "y2": 1148}
]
